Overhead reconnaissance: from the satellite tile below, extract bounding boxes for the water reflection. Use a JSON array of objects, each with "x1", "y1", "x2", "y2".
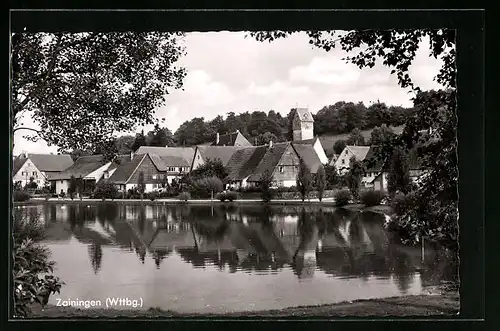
[{"x1": 14, "y1": 203, "x2": 457, "y2": 312}]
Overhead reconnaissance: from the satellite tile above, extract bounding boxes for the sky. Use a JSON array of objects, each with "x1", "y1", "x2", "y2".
[{"x1": 13, "y1": 31, "x2": 444, "y2": 155}]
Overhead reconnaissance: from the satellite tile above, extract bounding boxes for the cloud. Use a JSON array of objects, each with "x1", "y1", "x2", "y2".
[{"x1": 14, "y1": 31, "x2": 447, "y2": 154}]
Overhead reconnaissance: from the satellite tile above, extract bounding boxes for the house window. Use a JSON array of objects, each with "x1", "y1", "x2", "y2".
[
  {"x1": 342, "y1": 159, "x2": 345, "y2": 164},
  {"x1": 279, "y1": 166, "x2": 284, "y2": 173},
  {"x1": 32, "y1": 171, "x2": 37, "y2": 176},
  {"x1": 60, "y1": 180, "x2": 63, "y2": 184},
  {"x1": 152, "y1": 174, "x2": 157, "y2": 180},
  {"x1": 345, "y1": 150, "x2": 348, "y2": 155}
]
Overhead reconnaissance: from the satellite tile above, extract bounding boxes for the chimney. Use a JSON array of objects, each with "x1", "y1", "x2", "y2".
[
  {"x1": 216, "y1": 132, "x2": 220, "y2": 145},
  {"x1": 269, "y1": 140, "x2": 273, "y2": 148},
  {"x1": 22, "y1": 151, "x2": 28, "y2": 158}
]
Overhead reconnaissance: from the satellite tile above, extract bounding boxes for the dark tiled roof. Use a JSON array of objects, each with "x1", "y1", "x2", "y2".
[
  {"x1": 12, "y1": 158, "x2": 27, "y2": 176},
  {"x1": 225, "y1": 146, "x2": 268, "y2": 181},
  {"x1": 27, "y1": 153, "x2": 74, "y2": 172},
  {"x1": 108, "y1": 154, "x2": 147, "y2": 184},
  {"x1": 158, "y1": 155, "x2": 190, "y2": 167},
  {"x1": 135, "y1": 146, "x2": 195, "y2": 165},
  {"x1": 211, "y1": 131, "x2": 252, "y2": 147},
  {"x1": 196, "y1": 146, "x2": 243, "y2": 166},
  {"x1": 292, "y1": 143, "x2": 322, "y2": 173},
  {"x1": 346, "y1": 146, "x2": 371, "y2": 161},
  {"x1": 292, "y1": 137, "x2": 316, "y2": 145},
  {"x1": 247, "y1": 143, "x2": 290, "y2": 182},
  {"x1": 48, "y1": 155, "x2": 107, "y2": 180}
]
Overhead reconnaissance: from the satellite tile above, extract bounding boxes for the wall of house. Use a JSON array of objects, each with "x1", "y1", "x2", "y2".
[
  {"x1": 373, "y1": 172, "x2": 388, "y2": 192},
  {"x1": 313, "y1": 140, "x2": 329, "y2": 164},
  {"x1": 273, "y1": 146, "x2": 301, "y2": 186},
  {"x1": 191, "y1": 150, "x2": 204, "y2": 170},
  {"x1": 127, "y1": 155, "x2": 184, "y2": 186},
  {"x1": 85, "y1": 162, "x2": 112, "y2": 182},
  {"x1": 334, "y1": 148, "x2": 353, "y2": 174},
  {"x1": 55, "y1": 180, "x2": 70, "y2": 194},
  {"x1": 13, "y1": 159, "x2": 45, "y2": 187}
]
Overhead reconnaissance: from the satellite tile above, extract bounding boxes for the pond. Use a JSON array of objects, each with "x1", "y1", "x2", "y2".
[{"x1": 14, "y1": 203, "x2": 457, "y2": 314}]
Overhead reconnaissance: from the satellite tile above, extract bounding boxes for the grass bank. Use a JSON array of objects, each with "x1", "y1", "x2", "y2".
[{"x1": 28, "y1": 293, "x2": 459, "y2": 318}]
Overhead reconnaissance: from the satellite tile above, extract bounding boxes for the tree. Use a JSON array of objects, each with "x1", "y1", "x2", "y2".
[
  {"x1": 137, "y1": 171, "x2": 145, "y2": 201},
  {"x1": 131, "y1": 130, "x2": 147, "y2": 152},
  {"x1": 315, "y1": 165, "x2": 327, "y2": 202},
  {"x1": 190, "y1": 158, "x2": 228, "y2": 180},
  {"x1": 296, "y1": 160, "x2": 312, "y2": 202},
  {"x1": 347, "y1": 128, "x2": 365, "y2": 146},
  {"x1": 260, "y1": 169, "x2": 274, "y2": 202},
  {"x1": 387, "y1": 146, "x2": 412, "y2": 196},
  {"x1": 333, "y1": 140, "x2": 347, "y2": 155},
  {"x1": 174, "y1": 117, "x2": 213, "y2": 146},
  {"x1": 115, "y1": 135, "x2": 136, "y2": 155},
  {"x1": 148, "y1": 123, "x2": 175, "y2": 147},
  {"x1": 324, "y1": 164, "x2": 339, "y2": 189},
  {"x1": 370, "y1": 124, "x2": 395, "y2": 145},
  {"x1": 68, "y1": 175, "x2": 77, "y2": 200},
  {"x1": 366, "y1": 102, "x2": 391, "y2": 128},
  {"x1": 11, "y1": 32, "x2": 186, "y2": 156},
  {"x1": 345, "y1": 157, "x2": 365, "y2": 200},
  {"x1": 256, "y1": 132, "x2": 278, "y2": 146}
]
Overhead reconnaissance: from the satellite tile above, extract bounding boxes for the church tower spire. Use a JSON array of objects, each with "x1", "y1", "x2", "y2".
[{"x1": 292, "y1": 108, "x2": 314, "y2": 141}]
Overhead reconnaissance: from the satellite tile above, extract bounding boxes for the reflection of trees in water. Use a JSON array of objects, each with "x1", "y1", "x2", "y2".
[
  {"x1": 88, "y1": 242, "x2": 103, "y2": 274},
  {"x1": 138, "y1": 206, "x2": 146, "y2": 235},
  {"x1": 420, "y1": 245, "x2": 459, "y2": 288},
  {"x1": 152, "y1": 248, "x2": 172, "y2": 269},
  {"x1": 192, "y1": 218, "x2": 230, "y2": 243}
]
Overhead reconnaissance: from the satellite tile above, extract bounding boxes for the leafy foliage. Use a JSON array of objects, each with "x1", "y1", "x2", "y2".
[
  {"x1": 387, "y1": 146, "x2": 412, "y2": 196},
  {"x1": 259, "y1": 169, "x2": 274, "y2": 202},
  {"x1": 11, "y1": 32, "x2": 187, "y2": 156},
  {"x1": 345, "y1": 157, "x2": 365, "y2": 200},
  {"x1": 137, "y1": 171, "x2": 146, "y2": 199},
  {"x1": 324, "y1": 164, "x2": 339, "y2": 189},
  {"x1": 296, "y1": 160, "x2": 312, "y2": 202},
  {"x1": 13, "y1": 213, "x2": 63, "y2": 317},
  {"x1": 333, "y1": 140, "x2": 347, "y2": 155},
  {"x1": 360, "y1": 190, "x2": 386, "y2": 207},
  {"x1": 370, "y1": 124, "x2": 395, "y2": 145},
  {"x1": 346, "y1": 128, "x2": 366, "y2": 146},
  {"x1": 334, "y1": 189, "x2": 352, "y2": 207},
  {"x1": 93, "y1": 180, "x2": 118, "y2": 200},
  {"x1": 13, "y1": 190, "x2": 31, "y2": 202},
  {"x1": 177, "y1": 191, "x2": 191, "y2": 202},
  {"x1": 68, "y1": 175, "x2": 77, "y2": 200},
  {"x1": 216, "y1": 191, "x2": 239, "y2": 202},
  {"x1": 189, "y1": 176, "x2": 223, "y2": 199},
  {"x1": 315, "y1": 165, "x2": 327, "y2": 201},
  {"x1": 190, "y1": 158, "x2": 228, "y2": 180}
]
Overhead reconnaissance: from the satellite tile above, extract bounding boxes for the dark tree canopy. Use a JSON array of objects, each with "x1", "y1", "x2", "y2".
[
  {"x1": 11, "y1": 32, "x2": 186, "y2": 154},
  {"x1": 296, "y1": 159, "x2": 313, "y2": 202}
]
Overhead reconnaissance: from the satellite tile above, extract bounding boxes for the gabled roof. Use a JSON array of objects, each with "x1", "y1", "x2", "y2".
[
  {"x1": 108, "y1": 154, "x2": 147, "y2": 184},
  {"x1": 292, "y1": 143, "x2": 322, "y2": 174},
  {"x1": 48, "y1": 155, "x2": 108, "y2": 180},
  {"x1": 225, "y1": 146, "x2": 269, "y2": 181},
  {"x1": 292, "y1": 137, "x2": 317, "y2": 145},
  {"x1": 106, "y1": 154, "x2": 133, "y2": 172},
  {"x1": 211, "y1": 131, "x2": 252, "y2": 147},
  {"x1": 15, "y1": 153, "x2": 74, "y2": 173},
  {"x1": 346, "y1": 146, "x2": 371, "y2": 161},
  {"x1": 196, "y1": 146, "x2": 243, "y2": 166},
  {"x1": 134, "y1": 146, "x2": 195, "y2": 165},
  {"x1": 12, "y1": 158, "x2": 28, "y2": 176},
  {"x1": 247, "y1": 143, "x2": 290, "y2": 182},
  {"x1": 294, "y1": 108, "x2": 314, "y2": 122}
]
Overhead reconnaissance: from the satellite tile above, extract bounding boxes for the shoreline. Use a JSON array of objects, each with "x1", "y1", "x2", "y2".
[
  {"x1": 13, "y1": 198, "x2": 393, "y2": 213},
  {"x1": 27, "y1": 293, "x2": 459, "y2": 318}
]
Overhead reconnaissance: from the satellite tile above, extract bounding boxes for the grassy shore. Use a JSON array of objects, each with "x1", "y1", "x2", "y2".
[{"x1": 27, "y1": 293, "x2": 459, "y2": 318}]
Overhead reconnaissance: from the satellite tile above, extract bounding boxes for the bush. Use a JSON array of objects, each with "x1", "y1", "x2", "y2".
[
  {"x1": 189, "y1": 176, "x2": 223, "y2": 198},
  {"x1": 178, "y1": 192, "x2": 191, "y2": 202},
  {"x1": 360, "y1": 190, "x2": 386, "y2": 207},
  {"x1": 216, "y1": 191, "x2": 239, "y2": 202},
  {"x1": 93, "y1": 180, "x2": 118, "y2": 200},
  {"x1": 334, "y1": 189, "x2": 351, "y2": 207},
  {"x1": 146, "y1": 191, "x2": 159, "y2": 201},
  {"x1": 13, "y1": 213, "x2": 63, "y2": 317},
  {"x1": 13, "y1": 190, "x2": 31, "y2": 202},
  {"x1": 391, "y1": 191, "x2": 417, "y2": 216}
]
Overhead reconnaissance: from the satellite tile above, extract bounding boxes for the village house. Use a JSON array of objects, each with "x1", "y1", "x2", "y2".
[
  {"x1": 191, "y1": 145, "x2": 244, "y2": 171},
  {"x1": 210, "y1": 130, "x2": 253, "y2": 147},
  {"x1": 48, "y1": 154, "x2": 131, "y2": 194},
  {"x1": 12, "y1": 152, "x2": 74, "y2": 188},
  {"x1": 108, "y1": 146, "x2": 195, "y2": 192},
  {"x1": 225, "y1": 141, "x2": 322, "y2": 189},
  {"x1": 334, "y1": 145, "x2": 371, "y2": 174}
]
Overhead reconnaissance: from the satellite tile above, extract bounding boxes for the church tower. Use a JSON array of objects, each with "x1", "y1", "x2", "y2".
[{"x1": 292, "y1": 108, "x2": 314, "y2": 141}]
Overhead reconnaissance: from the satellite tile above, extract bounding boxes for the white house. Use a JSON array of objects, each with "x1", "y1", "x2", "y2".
[
  {"x1": 334, "y1": 145, "x2": 371, "y2": 174},
  {"x1": 12, "y1": 153, "x2": 74, "y2": 188}
]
